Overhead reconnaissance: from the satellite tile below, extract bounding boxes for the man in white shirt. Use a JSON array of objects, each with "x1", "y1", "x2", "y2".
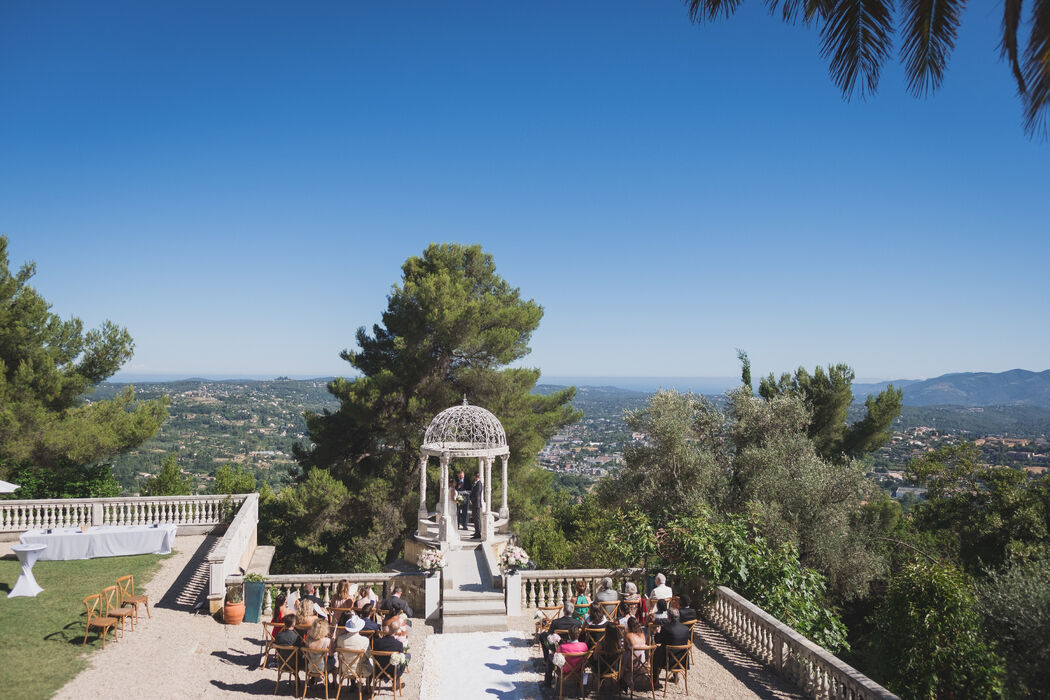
[{"x1": 650, "y1": 573, "x2": 673, "y2": 600}]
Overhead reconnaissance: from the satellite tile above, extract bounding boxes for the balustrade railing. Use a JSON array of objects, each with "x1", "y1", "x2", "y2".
[
  {"x1": 520, "y1": 568, "x2": 648, "y2": 608},
  {"x1": 226, "y1": 571, "x2": 426, "y2": 618},
  {"x1": 515, "y1": 568, "x2": 898, "y2": 700},
  {"x1": 0, "y1": 494, "x2": 246, "y2": 532}
]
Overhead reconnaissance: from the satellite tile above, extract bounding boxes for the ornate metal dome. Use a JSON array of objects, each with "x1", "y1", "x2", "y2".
[{"x1": 422, "y1": 397, "x2": 507, "y2": 452}]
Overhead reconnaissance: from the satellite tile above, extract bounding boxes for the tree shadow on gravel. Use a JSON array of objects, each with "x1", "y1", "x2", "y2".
[{"x1": 692, "y1": 620, "x2": 804, "y2": 699}]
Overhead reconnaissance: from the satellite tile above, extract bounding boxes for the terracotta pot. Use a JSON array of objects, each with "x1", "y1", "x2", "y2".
[{"x1": 224, "y1": 601, "x2": 245, "y2": 625}]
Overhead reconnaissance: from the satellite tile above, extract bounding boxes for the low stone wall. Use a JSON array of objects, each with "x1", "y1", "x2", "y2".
[{"x1": 206, "y1": 492, "x2": 259, "y2": 613}]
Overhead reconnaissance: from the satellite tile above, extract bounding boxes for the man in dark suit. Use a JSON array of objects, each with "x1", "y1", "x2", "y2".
[
  {"x1": 273, "y1": 613, "x2": 302, "y2": 664},
  {"x1": 540, "y1": 601, "x2": 583, "y2": 687},
  {"x1": 455, "y1": 470, "x2": 469, "y2": 529},
  {"x1": 359, "y1": 603, "x2": 382, "y2": 633},
  {"x1": 677, "y1": 594, "x2": 697, "y2": 623},
  {"x1": 653, "y1": 608, "x2": 691, "y2": 687},
  {"x1": 379, "y1": 586, "x2": 414, "y2": 617},
  {"x1": 301, "y1": 583, "x2": 324, "y2": 608},
  {"x1": 470, "y1": 472, "x2": 483, "y2": 539},
  {"x1": 372, "y1": 619, "x2": 408, "y2": 687}
]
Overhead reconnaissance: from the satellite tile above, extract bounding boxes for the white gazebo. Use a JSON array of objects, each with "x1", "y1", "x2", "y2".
[{"x1": 416, "y1": 398, "x2": 511, "y2": 547}]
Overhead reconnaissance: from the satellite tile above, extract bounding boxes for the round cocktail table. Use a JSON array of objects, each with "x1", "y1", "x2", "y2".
[{"x1": 9, "y1": 543, "x2": 47, "y2": 598}]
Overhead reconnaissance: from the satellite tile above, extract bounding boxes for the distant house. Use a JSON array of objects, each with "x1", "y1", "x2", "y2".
[{"x1": 892, "y1": 486, "x2": 927, "y2": 500}]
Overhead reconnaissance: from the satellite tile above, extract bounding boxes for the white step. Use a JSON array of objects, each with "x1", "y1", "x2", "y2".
[
  {"x1": 443, "y1": 598, "x2": 506, "y2": 616},
  {"x1": 441, "y1": 613, "x2": 509, "y2": 634}
]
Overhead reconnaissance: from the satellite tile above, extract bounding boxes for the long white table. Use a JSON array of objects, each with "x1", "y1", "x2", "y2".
[{"x1": 18, "y1": 524, "x2": 177, "y2": 561}]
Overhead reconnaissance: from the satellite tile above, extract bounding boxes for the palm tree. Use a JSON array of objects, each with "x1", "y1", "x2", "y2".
[{"x1": 686, "y1": 0, "x2": 1050, "y2": 137}]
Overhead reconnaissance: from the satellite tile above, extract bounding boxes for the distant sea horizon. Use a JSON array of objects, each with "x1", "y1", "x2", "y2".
[{"x1": 108, "y1": 373, "x2": 901, "y2": 394}]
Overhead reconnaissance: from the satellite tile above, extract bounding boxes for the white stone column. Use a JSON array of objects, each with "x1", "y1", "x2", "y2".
[
  {"x1": 499, "y1": 454, "x2": 509, "y2": 520},
  {"x1": 484, "y1": 457, "x2": 493, "y2": 516},
  {"x1": 438, "y1": 453, "x2": 452, "y2": 541},
  {"x1": 417, "y1": 454, "x2": 429, "y2": 535}
]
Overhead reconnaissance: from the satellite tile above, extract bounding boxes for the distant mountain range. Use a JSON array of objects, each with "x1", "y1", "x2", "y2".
[{"x1": 853, "y1": 369, "x2": 1050, "y2": 408}]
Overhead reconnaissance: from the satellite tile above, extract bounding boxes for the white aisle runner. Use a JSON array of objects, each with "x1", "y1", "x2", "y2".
[{"x1": 418, "y1": 630, "x2": 544, "y2": 699}]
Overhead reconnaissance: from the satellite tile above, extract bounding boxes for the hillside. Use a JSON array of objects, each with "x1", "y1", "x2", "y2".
[{"x1": 854, "y1": 369, "x2": 1050, "y2": 407}]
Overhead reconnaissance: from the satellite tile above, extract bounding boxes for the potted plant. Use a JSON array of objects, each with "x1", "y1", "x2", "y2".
[
  {"x1": 242, "y1": 573, "x2": 266, "y2": 624},
  {"x1": 223, "y1": 585, "x2": 245, "y2": 625}
]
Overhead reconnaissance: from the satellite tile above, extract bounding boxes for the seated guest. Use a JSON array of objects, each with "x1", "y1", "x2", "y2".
[
  {"x1": 305, "y1": 619, "x2": 330, "y2": 653},
  {"x1": 622, "y1": 616, "x2": 648, "y2": 690},
  {"x1": 383, "y1": 610, "x2": 410, "y2": 645},
  {"x1": 583, "y1": 605, "x2": 612, "y2": 648},
  {"x1": 677, "y1": 594, "x2": 697, "y2": 623},
  {"x1": 379, "y1": 586, "x2": 414, "y2": 617},
  {"x1": 270, "y1": 592, "x2": 290, "y2": 637},
  {"x1": 273, "y1": 613, "x2": 302, "y2": 663},
  {"x1": 651, "y1": 598, "x2": 669, "y2": 625},
  {"x1": 329, "y1": 580, "x2": 357, "y2": 611},
  {"x1": 359, "y1": 603, "x2": 382, "y2": 632},
  {"x1": 355, "y1": 585, "x2": 379, "y2": 611},
  {"x1": 556, "y1": 626, "x2": 590, "y2": 676},
  {"x1": 302, "y1": 582, "x2": 325, "y2": 608},
  {"x1": 650, "y1": 573, "x2": 673, "y2": 601},
  {"x1": 336, "y1": 614, "x2": 373, "y2": 679},
  {"x1": 372, "y1": 619, "x2": 408, "y2": 689},
  {"x1": 653, "y1": 608, "x2": 691, "y2": 686},
  {"x1": 595, "y1": 577, "x2": 619, "y2": 603},
  {"x1": 295, "y1": 597, "x2": 318, "y2": 630},
  {"x1": 541, "y1": 601, "x2": 583, "y2": 688},
  {"x1": 619, "y1": 582, "x2": 648, "y2": 625},
  {"x1": 571, "y1": 579, "x2": 591, "y2": 622}
]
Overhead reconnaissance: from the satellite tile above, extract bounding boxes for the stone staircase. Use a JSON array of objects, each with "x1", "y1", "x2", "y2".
[{"x1": 441, "y1": 543, "x2": 508, "y2": 634}]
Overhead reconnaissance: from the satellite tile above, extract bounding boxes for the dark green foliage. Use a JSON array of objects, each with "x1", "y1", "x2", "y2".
[
  {"x1": 977, "y1": 556, "x2": 1050, "y2": 698},
  {"x1": 210, "y1": 463, "x2": 256, "y2": 495},
  {"x1": 0, "y1": 236, "x2": 167, "y2": 491},
  {"x1": 907, "y1": 443, "x2": 1050, "y2": 572},
  {"x1": 1, "y1": 458, "x2": 120, "y2": 499},
  {"x1": 871, "y1": 561, "x2": 1004, "y2": 699},
  {"x1": 139, "y1": 454, "x2": 192, "y2": 496},
  {"x1": 759, "y1": 363, "x2": 901, "y2": 462},
  {"x1": 287, "y1": 244, "x2": 579, "y2": 570}
]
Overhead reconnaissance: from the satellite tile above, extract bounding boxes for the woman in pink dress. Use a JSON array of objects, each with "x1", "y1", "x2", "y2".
[{"x1": 557, "y1": 626, "x2": 590, "y2": 676}]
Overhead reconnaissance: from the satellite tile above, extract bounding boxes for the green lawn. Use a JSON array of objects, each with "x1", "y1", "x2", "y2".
[{"x1": 0, "y1": 550, "x2": 169, "y2": 700}]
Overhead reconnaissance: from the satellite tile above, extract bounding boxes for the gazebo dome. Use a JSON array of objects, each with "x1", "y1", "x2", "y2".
[{"x1": 422, "y1": 398, "x2": 507, "y2": 452}]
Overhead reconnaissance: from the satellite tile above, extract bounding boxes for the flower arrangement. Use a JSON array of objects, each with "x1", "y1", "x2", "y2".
[
  {"x1": 552, "y1": 652, "x2": 566, "y2": 668},
  {"x1": 391, "y1": 652, "x2": 407, "y2": 667},
  {"x1": 544, "y1": 633, "x2": 561, "y2": 649},
  {"x1": 498, "y1": 545, "x2": 529, "y2": 574},
  {"x1": 417, "y1": 549, "x2": 448, "y2": 573},
  {"x1": 455, "y1": 492, "x2": 466, "y2": 504}
]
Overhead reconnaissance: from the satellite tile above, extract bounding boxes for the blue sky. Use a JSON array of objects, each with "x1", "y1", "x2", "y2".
[{"x1": 2, "y1": 1, "x2": 1047, "y2": 383}]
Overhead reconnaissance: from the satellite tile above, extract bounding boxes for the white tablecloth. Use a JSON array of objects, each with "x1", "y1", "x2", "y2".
[{"x1": 19, "y1": 524, "x2": 177, "y2": 561}]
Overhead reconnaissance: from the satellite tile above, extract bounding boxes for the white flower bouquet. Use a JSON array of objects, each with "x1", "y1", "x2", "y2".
[
  {"x1": 552, "y1": 652, "x2": 566, "y2": 668},
  {"x1": 498, "y1": 545, "x2": 530, "y2": 574},
  {"x1": 544, "y1": 632, "x2": 561, "y2": 649},
  {"x1": 391, "y1": 652, "x2": 407, "y2": 667},
  {"x1": 455, "y1": 492, "x2": 466, "y2": 504},
  {"x1": 417, "y1": 549, "x2": 448, "y2": 573}
]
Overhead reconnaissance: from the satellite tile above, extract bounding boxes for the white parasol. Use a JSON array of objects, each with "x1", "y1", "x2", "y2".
[{"x1": 0, "y1": 480, "x2": 20, "y2": 494}]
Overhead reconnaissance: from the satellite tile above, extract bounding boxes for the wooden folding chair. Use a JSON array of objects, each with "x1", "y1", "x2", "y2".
[
  {"x1": 272, "y1": 644, "x2": 300, "y2": 696},
  {"x1": 662, "y1": 643, "x2": 691, "y2": 697},
  {"x1": 597, "y1": 600, "x2": 620, "y2": 621},
  {"x1": 627, "y1": 643, "x2": 657, "y2": 700},
  {"x1": 260, "y1": 621, "x2": 283, "y2": 668},
  {"x1": 301, "y1": 648, "x2": 329, "y2": 699},
  {"x1": 593, "y1": 646, "x2": 622, "y2": 695},
  {"x1": 621, "y1": 600, "x2": 640, "y2": 620},
  {"x1": 82, "y1": 593, "x2": 118, "y2": 648},
  {"x1": 116, "y1": 574, "x2": 151, "y2": 621},
  {"x1": 333, "y1": 649, "x2": 366, "y2": 700},
  {"x1": 555, "y1": 649, "x2": 591, "y2": 699},
  {"x1": 370, "y1": 650, "x2": 404, "y2": 699},
  {"x1": 102, "y1": 585, "x2": 135, "y2": 637},
  {"x1": 683, "y1": 620, "x2": 697, "y2": 665},
  {"x1": 536, "y1": 605, "x2": 561, "y2": 636}
]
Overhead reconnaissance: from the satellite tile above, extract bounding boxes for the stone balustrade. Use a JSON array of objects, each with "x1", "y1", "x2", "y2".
[
  {"x1": 514, "y1": 568, "x2": 898, "y2": 700},
  {"x1": 206, "y1": 493, "x2": 259, "y2": 612},
  {"x1": 227, "y1": 571, "x2": 432, "y2": 621},
  {"x1": 519, "y1": 568, "x2": 648, "y2": 608},
  {"x1": 0, "y1": 494, "x2": 247, "y2": 536}
]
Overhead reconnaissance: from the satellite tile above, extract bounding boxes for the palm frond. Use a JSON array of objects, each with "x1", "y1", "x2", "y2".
[
  {"x1": 819, "y1": 0, "x2": 895, "y2": 99},
  {"x1": 687, "y1": 0, "x2": 746, "y2": 22},
  {"x1": 899, "y1": 0, "x2": 965, "y2": 96},
  {"x1": 1021, "y1": 0, "x2": 1050, "y2": 136},
  {"x1": 765, "y1": 0, "x2": 835, "y2": 24},
  {"x1": 1000, "y1": 0, "x2": 1027, "y2": 93}
]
